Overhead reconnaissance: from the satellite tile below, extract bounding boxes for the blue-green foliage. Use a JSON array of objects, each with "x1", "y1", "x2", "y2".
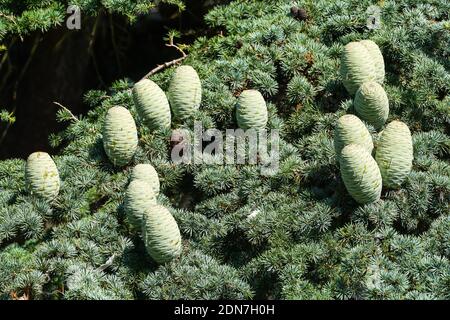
[
  {"x1": 0, "y1": 0, "x2": 185, "y2": 41},
  {"x1": 0, "y1": 0, "x2": 449, "y2": 300}
]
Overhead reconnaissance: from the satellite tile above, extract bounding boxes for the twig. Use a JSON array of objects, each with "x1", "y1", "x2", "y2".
[
  {"x1": 0, "y1": 13, "x2": 14, "y2": 22},
  {"x1": 166, "y1": 35, "x2": 187, "y2": 58},
  {"x1": 53, "y1": 101, "x2": 79, "y2": 122},
  {"x1": 10, "y1": 291, "x2": 29, "y2": 300},
  {"x1": 141, "y1": 56, "x2": 187, "y2": 80},
  {"x1": 96, "y1": 253, "x2": 117, "y2": 272},
  {"x1": 140, "y1": 36, "x2": 188, "y2": 81}
]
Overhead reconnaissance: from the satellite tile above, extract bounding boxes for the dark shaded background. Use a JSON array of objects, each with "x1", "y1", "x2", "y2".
[{"x1": 0, "y1": 2, "x2": 216, "y2": 160}]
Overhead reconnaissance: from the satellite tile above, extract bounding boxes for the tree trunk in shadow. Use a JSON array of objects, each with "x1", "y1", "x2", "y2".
[{"x1": 0, "y1": 1, "x2": 217, "y2": 160}]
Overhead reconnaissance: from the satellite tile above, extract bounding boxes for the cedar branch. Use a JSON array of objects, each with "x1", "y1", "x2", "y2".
[{"x1": 140, "y1": 36, "x2": 187, "y2": 81}]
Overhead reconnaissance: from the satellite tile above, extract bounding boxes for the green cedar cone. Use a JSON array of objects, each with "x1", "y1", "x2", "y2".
[
  {"x1": 339, "y1": 144, "x2": 382, "y2": 204},
  {"x1": 131, "y1": 164, "x2": 160, "y2": 196},
  {"x1": 132, "y1": 79, "x2": 171, "y2": 130},
  {"x1": 124, "y1": 179, "x2": 157, "y2": 232},
  {"x1": 359, "y1": 40, "x2": 385, "y2": 84},
  {"x1": 375, "y1": 120, "x2": 413, "y2": 189},
  {"x1": 25, "y1": 152, "x2": 60, "y2": 201},
  {"x1": 102, "y1": 106, "x2": 138, "y2": 167},
  {"x1": 334, "y1": 114, "x2": 374, "y2": 161},
  {"x1": 354, "y1": 81, "x2": 389, "y2": 129},
  {"x1": 236, "y1": 89, "x2": 268, "y2": 129},
  {"x1": 340, "y1": 41, "x2": 377, "y2": 95},
  {"x1": 168, "y1": 65, "x2": 202, "y2": 121},
  {"x1": 142, "y1": 204, "x2": 182, "y2": 264}
]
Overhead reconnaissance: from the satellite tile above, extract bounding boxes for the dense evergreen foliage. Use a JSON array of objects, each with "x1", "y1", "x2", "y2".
[
  {"x1": 0, "y1": 0, "x2": 449, "y2": 300},
  {"x1": 0, "y1": 0, "x2": 188, "y2": 146},
  {"x1": 0, "y1": 0, "x2": 185, "y2": 41}
]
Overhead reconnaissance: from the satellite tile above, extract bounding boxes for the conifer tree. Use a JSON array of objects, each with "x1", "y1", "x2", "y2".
[
  {"x1": 0, "y1": 0, "x2": 449, "y2": 300},
  {"x1": 0, "y1": 0, "x2": 185, "y2": 41}
]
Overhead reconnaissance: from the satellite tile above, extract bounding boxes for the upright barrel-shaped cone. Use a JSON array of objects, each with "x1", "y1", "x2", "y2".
[
  {"x1": 131, "y1": 164, "x2": 160, "y2": 196},
  {"x1": 168, "y1": 65, "x2": 202, "y2": 121},
  {"x1": 354, "y1": 81, "x2": 389, "y2": 129},
  {"x1": 340, "y1": 144, "x2": 382, "y2": 204},
  {"x1": 142, "y1": 204, "x2": 182, "y2": 264},
  {"x1": 25, "y1": 152, "x2": 60, "y2": 201},
  {"x1": 334, "y1": 114, "x2": 374, "y2": 161},
  {"x1": 124, "y1": 179, "x2": 157, "y2": 232},
  {"x1": 340, "y1": 42, "x2": 377, "y2": 95},
  {"x1": 102, "y1": 106, "x2": 138, "y2": 167},
  {"x1": 132, "y1": 79, "x2": 171, "y2": 130},
  {"x1": 375, "y1": 120, "x2": 413, "y2": 189},
  {"x1": 236, "y1": 89, "x2": 268, "y2": 129},
  {"x1": 359, "y1": 40, "x2": 385, "y2": 84}
]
